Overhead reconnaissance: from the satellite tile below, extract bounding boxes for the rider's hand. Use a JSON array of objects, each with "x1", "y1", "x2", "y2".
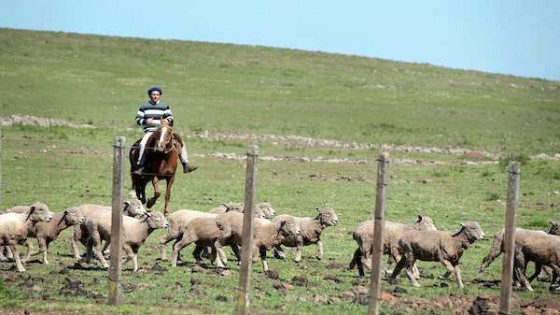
[{"x1": 146, "y1": 118, "x2": 154, "y2": 125}]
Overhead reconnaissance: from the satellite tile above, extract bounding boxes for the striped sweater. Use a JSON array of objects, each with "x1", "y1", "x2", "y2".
[{"x1": 135, "y1": 100, "x2": 174, "y2": 132}]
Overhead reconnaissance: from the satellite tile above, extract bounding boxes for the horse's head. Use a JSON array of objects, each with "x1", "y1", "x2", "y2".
[{"x1": 153, "y1": 120, "x2": 174, "y2": 153}]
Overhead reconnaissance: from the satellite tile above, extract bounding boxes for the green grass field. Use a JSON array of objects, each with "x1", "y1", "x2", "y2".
[{"x1": 1, "y1": 28, "x2": 560, "y2": 314}]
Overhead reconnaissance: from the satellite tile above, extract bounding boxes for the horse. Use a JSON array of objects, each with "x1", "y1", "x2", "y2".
[{"x1": 129, "y1": 120, "x2": 181, "y2": 216}]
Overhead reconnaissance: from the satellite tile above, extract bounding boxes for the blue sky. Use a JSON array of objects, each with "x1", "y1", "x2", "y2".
[{"x1": 2, "y1": 0, "x2": 559, "y2": 81}]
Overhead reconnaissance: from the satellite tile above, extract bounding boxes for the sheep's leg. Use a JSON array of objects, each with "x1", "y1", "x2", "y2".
[
  {"x1": 159, "y1": 229, "x2": 181, "y2": 261},
  {"x1": 476, "y1": 234, "x2": 504, "y2": 278},
  {"x1": 211, "y1": 243, "x2": 225, "y2": 268},
  {"x1": 121, "y1": 244, "x2": 135, "y2": 271},
  {"x1": 439, "y1": 259, "x2": 463, "y2": 288},
  {"x1": 91, "y1": 229, "x2": 109, "y2": 269},
  {"x1": 171, "y1": 233, "x2": 194, "y2": 267},
  {"x1": 71, "y1": 232, "x2": 83, "y2": 259},
  {"x1": 294, "y1": 242, "x2": 303, "y2": 262},
  {"x1": 316, "y1": 240, "x2": 323, "y2": 260},
  {"x1": 101, "y1": 241, "x2": 112, "y2": 257},
  {"x1": 20, "y1": 239, "x2": 34, "y2": 263},
  {"x1": 389, "y1": 255, "x2": 408, "y2": 285},
  {"x1": 351, "y1": 248, "x2": 366, "y2": 277},
  {"x1": 513, "y1": 251, "x2": 533, "y2": 291},
  {"x1": 9, "y1": 244, "x2": 26, "y2": 273},
  {"x1": 528, "y1": 263, "x2": 543, "y2": 283},
  {"x1": 403, "y1": 258, "x2": 421, "y2": 287},
  {"x1": 230, "y1": 244, "x2": 241, "y2": 263},
  {"x1": 272, "y1": 244, "x2": 286, "y2": 260},
  {"x1": 38, "y1": 237, "x2": 49, "y2": 264},
  {"x1": 259, "y1": 247, "x2": 269, "y2": 273}
]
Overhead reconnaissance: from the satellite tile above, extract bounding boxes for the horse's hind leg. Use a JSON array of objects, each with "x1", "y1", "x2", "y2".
[
  {"x1": 147, "y1": 177, "x2": 161, "y2": 209},
  {"x1": 163, "y1": 176, "x2": 175, "y2": 216}
]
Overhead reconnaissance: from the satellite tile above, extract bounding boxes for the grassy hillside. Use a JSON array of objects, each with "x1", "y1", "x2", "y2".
[
  {"x1": 1, "y1": 29, "x2": 560, "y2": 314},
  {"x1": 1, "y1": 28, "x2": 559, "y2": 155}
]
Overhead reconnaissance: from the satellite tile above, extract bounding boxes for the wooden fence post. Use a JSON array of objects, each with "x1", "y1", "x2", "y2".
[
  {"x1": 235, "y1": 145, "x2": 259, "y2": 315},
  {"x1": 108, "y1": 136, "x2": 125, "y2": 305},
  {"x1": 499, "y1": 161, "x2": 520, "y2": 315},
  {"x1": 368, "y1": 152, "x2": 390, "y2": 315}
]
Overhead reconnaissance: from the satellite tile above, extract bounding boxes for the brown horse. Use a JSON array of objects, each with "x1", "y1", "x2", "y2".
[{"x1": 130, "y1": 120, "x2": 180, "y2": 215}]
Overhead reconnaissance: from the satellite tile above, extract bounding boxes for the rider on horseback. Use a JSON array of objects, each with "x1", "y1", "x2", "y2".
[{"x1": 133, "y1": 86, "x2": 198, "y2": 175}]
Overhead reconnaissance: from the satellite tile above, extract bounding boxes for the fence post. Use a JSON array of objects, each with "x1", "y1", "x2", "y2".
[
  {"x1": 235, "y1": 145, "x2": 259, "y2": 315},
  {"x1": 499, "y1": 161, "x2": 520, "y2": 315},
  {"x1": 368, "y1": 152, "x2": 389, "y2": 315},
  {"x1": 108, "y1": 136, "x2": 125, "y2": 305}
]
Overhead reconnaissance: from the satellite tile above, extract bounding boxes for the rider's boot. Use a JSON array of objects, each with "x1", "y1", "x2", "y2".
[
  {"x1": 181, "y1": 161, "x2": 198, "y2": 174},
  {"x1": 133, "y1": 156, "x2": 145, "y2": 175}
]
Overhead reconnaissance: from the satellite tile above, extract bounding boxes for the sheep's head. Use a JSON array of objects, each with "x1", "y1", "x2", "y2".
[
  {"x1": 457, "y1": 221, "x2": 485, "y2": 242},
  {"x1": 61, "y1": 207, "x2": 85, "y2": 226},
  {"x1": 26, "y1": 202, "x2": 53, "y2": 223},
  {"x1": 316, "y1": 208, "x2": 338, "y2": 227},
  {"x1": 413, "y1": 215, "x2": 437, "y2": 231},
  {"x1": 124, "y1": 199, "x2": 147, "y2": 217},
  {"x1": 276, "y1": 217, "x2": 301, "y2": 238},
  {"x1": 223, "y1": 202, "x2": 244, "y2": 213},
  {"x1": 548, "y1": 221, "x2": 560, "y2": 236},
  {"x1": 256, "y1": 202, "x2": 276, "y2": 219},
  {"x1": 144, "y1": 212, "x2": 169, "y2": 229}
]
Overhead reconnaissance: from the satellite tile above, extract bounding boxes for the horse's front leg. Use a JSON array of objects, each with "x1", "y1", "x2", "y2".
[
  {"x1": 163, "y1": 176, "x2": 175, "y2": 216},
  {"x1": 147, "y1": 176, "x2": 161, "y2": 209}
]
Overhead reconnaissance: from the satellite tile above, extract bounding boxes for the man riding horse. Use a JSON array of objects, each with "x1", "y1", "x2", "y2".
[{"x1": 134, "y1": 86, "x2": 198, "y2": 175}]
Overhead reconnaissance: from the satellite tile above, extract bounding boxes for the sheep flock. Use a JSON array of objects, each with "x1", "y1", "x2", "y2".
[{"x1": 1, "y1": 199, "x2": 559, "y2": 296}]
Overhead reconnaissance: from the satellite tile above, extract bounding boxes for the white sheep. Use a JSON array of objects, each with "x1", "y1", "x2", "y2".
[
  {"x1": 215, "y1": 211, "x2": 301, "y2": 272},
  {"x1": 0, "y1": 203, "x2": 53, "y2": 272},
  {"x1": 18, "y1": 207, "x2": 85, "y2": 264},
  {"x1": 349, "y1": 215, "x2": 437, "y2": 277},
  {"x1": 512, "y1": 233, "x2": 560, "y2": 292},
  {"x1": 86, "y1": 211, "x2": 169, "y2": 272},
  {"x1": 72, "y1": 199, "x2": 146, "y2": 259},
  {"x1": 389, "y1": 221, "x2": 485, "y2": 288},
  {"x1": 272, "y1": 207, "x2": 338, "y2": 262}
]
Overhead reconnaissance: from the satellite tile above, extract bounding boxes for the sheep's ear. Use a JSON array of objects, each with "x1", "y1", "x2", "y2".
[
  {"x1": 417, "y1": 214, "x2": 423, "y2": 221},
  {"x1": 123, "y1": 201, "x2": 131, "y2": 211},
  {"x1": 316, "y1": 208, "x2": 320, "y2": 213},
  {"x1": 276, "y1": 220, "x2": 286, "y2": 231}
]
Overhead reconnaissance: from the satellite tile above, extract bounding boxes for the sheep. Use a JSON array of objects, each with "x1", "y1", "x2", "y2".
[
  {"x1": 0, "y1": 202, "x2": 53, "y2": 272},
  {"x1": 158, "y1": 208, "x2": 234, "y2": 262},
  {"x1": 389, "y1": 221, "x2": 485, "y2": 288},
  {"x1": 159, "y1": 203, "x2": 267, "y2": 262},
  {"x1": 512, "y1": 233, "x2": 560, "y2": 292},
  {"x1": 271, "y1": 207, "x2": 338, "y2": 262},
  {"x1": 348, "y1": 215, "x2": 437, "y2": 277},
  {"x1": 169, "y1": 216, "x2": 233, "y2": 268},
  {"x1": 18, "y1": 207, "x2": 85, "y2": 264},
  {"x1": 215, "y1": 211, "x2": 301, "y2": 272},
  {"x1": 86, "y1": 211, "x2": 169, "y2": 272},
  {"x1": 208, "y1": 201, "x2": 276, "y2": 219},
  {"x1": 72, "y1": 199, "x2": 147, "y2": 259},
  {"x1": 476, "y1": 222, "x2": 560, "y2": 279}
]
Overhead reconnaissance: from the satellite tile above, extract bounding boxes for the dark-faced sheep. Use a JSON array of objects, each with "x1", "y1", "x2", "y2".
[
  {"x1": 215, "y1": 211, "x2": 301, "y2": 272},
  {"x1": 348, "y1": 215, "x2": 437, "y2": 277},
  {"x1": 272, "y1": 207, "x2": 338, "y2": 262},
  {"x1": 389, "y1": 221, "x2": 485, "y2": 288},
  {"x1": 477, "y1": 222, "x2": 560, "y2": 281},
  {"x1": 511, "y1": 233, "x2": 560, "y2": 292}
]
